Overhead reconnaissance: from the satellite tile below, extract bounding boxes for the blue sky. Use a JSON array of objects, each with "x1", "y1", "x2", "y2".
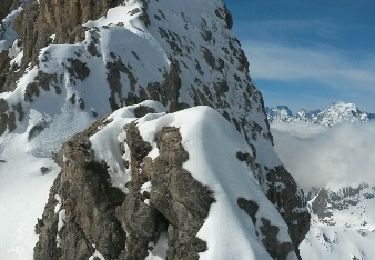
[{"x1": 225, "y1": 0, "x2": 375, "y2": 111}]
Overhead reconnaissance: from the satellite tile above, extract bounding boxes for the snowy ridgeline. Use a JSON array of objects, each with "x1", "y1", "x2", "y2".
[
  {"x1": 0, "y1": 0, "x2": 303, "y2": 259},
  {"x1": 87, "y1": 101, "x2": 294, "y2": 260},
  {"x1": 266, "y1": 101, "x2": 375, "y2": 127},
  {"x1": 2, "y1": 100, "x2": 293, "y2": 259},
  {"x1": 271, "y1": 120, "x2": 375, "y2": 259}
]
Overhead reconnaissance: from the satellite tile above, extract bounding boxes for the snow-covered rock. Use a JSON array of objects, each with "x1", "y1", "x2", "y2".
[
  {"x1": 301, "y1": 184, "x2": 375, "y2": 260},
  {"x1": 35, "y1": 102, "x2": 299, "y2": 260},
  {"x1": 0, "y1": 0, "x2": 310, "y2": 259}
]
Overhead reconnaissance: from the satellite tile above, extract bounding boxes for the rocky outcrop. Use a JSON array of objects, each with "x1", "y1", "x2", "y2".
[
  {"x1": 34, "y1": 118, "x2": 126, "y2": 260},
  {"x1": 118, "y1": 126, "x2": 214, "y2": 260},
  {"x1": 266, "y1": 167, "x2": 311, "y2": 258},
  {"x1": 34, "y1": 106, "x2": 215, "y2": 260}
]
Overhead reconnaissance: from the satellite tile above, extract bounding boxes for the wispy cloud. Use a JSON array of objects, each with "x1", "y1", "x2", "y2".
[
  {"x1": 237, "y1": 19, "x2": 340, "y2": 43},
  {"x1": 272, "y1": 122, "x2": 375, "y2": 189},
  {"x1": 244, "y1": 41, "x2": 375, "y2": 92}
]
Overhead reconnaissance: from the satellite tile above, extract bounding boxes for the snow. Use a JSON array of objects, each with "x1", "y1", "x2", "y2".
[
  {"x1": 267, "y1": 101, "x2": 373, "y2": 127},
  {"x1": 0, "y1": 8, "x2": 23, "y2": 53},
  {"x1": 293, "y1": 187, "x2": 375, "y2": 257},
  {"x1": 301, "y1": 226, "x2": 375, "y2": 260},
  {"x1": 56, "y1": 209, "x2": 65, "y2": 248},
  {"x1": 53, "y1": 194, "x2": 62, "y2": 213},
  {"x1": 89, "y1": 249, "x2": 105, "y2": 260},
  {"x1": 0, "y1": 133, "x2": 59, "y2": 259},
  {"x1": 145, "y1": 232, "x2": 168, "y2": 260},
  {"x1": 141, "y1": 181, "x2": 152, "y2": 194}
]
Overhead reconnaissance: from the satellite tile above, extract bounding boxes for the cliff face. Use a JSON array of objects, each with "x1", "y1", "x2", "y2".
[{"x1": 0, "y1": 0, "x2": 310, "y2": 259}]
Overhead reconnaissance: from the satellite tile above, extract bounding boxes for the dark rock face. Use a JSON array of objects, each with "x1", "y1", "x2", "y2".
[
  {"x1": 266, "y1": 166, "x2": 311, "y2": 259},
  {"x1": 35, "y1": 107, "x2": 214, "y2": 260},
  {"x1": 307, "y1": 183, "x2": 375, "y2": 227},
  {"x1": 118, "y1": 126, "x2": 214, "y2": 260},
  {"x1": 0, "y1": 0, "x2": 18, "y2": 21},
  {"x1": 237, "y1": 198, "x2": 295, "y2": 260},
  {"x1": 34, "y1": 118, "x2": 126, "y2": 260},
  {"x1": 260, "y1": 218, "x2": 294, "y2": 260},
  {"x1": 237, "y1": 198, "x2": 258, "y2": 225},
  {"x1": 149, "y1": 127, "x2": 214, "y2": 259}
]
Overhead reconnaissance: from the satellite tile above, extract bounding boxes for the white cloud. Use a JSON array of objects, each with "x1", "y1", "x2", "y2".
[
  {"x1": 271, "y1": 122, "x2": 375, "y2": 189},
  {"x1": 244, "y1": 41, "x2": 375, "y2": 92}
]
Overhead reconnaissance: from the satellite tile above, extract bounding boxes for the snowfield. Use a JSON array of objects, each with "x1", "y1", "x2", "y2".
[{"x1": 0, "y1": 133, "x2": 59, "y2": 259}]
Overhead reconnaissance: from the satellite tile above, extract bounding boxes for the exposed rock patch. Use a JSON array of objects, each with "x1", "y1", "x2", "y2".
[
  {"x1": 266, "y1": 166, "x2": 311, "y2": 259},
  {"x1": 34, "y1": 118, "x2": 126, "y2": 260},
  {"x1": 67, "y1": 58, "x2": 90, "y2": 81},
  {"x1": 260, "y1": 218, "x2": 294, "y2": 260}
]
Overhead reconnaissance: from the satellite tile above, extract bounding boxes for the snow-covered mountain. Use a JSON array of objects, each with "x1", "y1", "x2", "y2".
[
  {"x1": 270, "y1": 114, "x2": 375, "y2": 259},
  {"x1": 266, "y1": 101, "x2": 374, "y2": 127},
  {"x1": 301, "y1": 184, "x2": 375, "y2": 260},
  {"x1": 0, "y1": 0, "x2": 309, "y2": 259}
]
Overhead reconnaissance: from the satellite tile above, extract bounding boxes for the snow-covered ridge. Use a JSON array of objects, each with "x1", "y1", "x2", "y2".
[
  {"x1": 0, "y1": 0, "x2": 308, "y2": 258},
  {"x1": 88, "y1": 102, "x2": 297, "y2": 259},
  {"x1": 301, "y1": 184, "x2": 375, "y2": 260},
  {"x1": 266, "y1": 101, "x2": 374, "y2": 127}
]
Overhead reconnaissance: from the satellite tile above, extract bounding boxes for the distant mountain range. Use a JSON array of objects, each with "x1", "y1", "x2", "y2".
[{"x1": 266, "y1": 101, "x2": 375, "y2": 127}]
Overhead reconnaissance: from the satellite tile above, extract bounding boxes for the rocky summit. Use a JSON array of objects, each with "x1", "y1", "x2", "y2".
[{"x1": 0, "y1": 0, "x2": 310, "y2": 259}]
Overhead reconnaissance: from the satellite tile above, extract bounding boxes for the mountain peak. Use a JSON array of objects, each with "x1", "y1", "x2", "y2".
[{"x1": 267, "y1": 101, "x2": 373, "y2": 127}]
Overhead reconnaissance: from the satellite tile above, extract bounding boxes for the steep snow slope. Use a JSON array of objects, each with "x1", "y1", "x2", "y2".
[
  {"x1": 267, "y1": 101, "x2": 374, "y2": 127},
  {"x1": 0, "y1": 0, "x2": 308, "y2": 258},
  {"x1": 0, "y1": 133, "x2": 59, "y2": 259}
]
